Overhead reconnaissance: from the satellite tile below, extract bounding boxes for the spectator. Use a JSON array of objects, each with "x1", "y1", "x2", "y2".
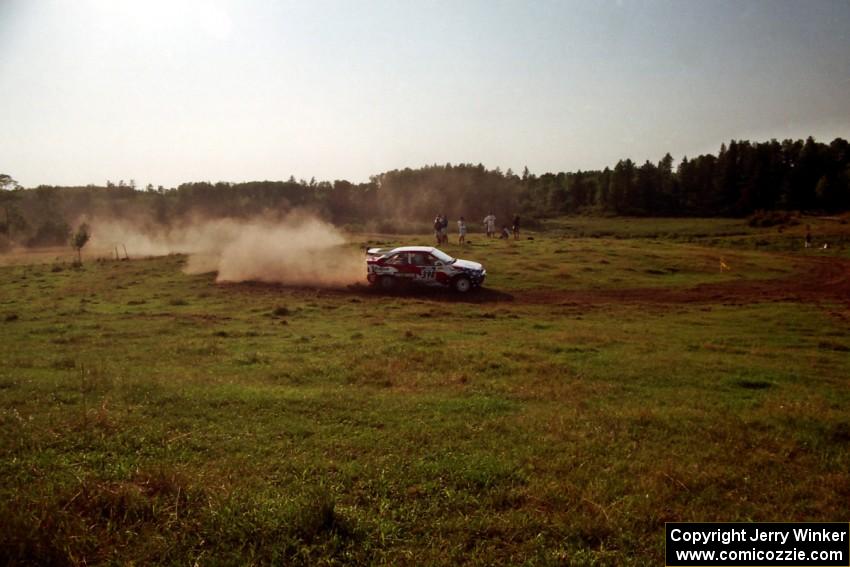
[
  {"x1": 512, "y1": 214, "x2": 520, "y2": 240},
  {"x1": 458, "y1": 216, "x2": 467, "y2": 245},
  {"x1": 483, "y1": 212, "x2": 496, "y2": 238},
  {"x1": 440, "y1": 214, "x2": 449, "y2": 245}
]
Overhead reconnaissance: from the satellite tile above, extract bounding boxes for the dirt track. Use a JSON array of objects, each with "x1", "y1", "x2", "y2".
[
  {"x1": 230, "y1": 254, "x2": 850, "y2": 309},
  {"x1": 517, "y1": 255, "x2": 850, "y2": 307}
]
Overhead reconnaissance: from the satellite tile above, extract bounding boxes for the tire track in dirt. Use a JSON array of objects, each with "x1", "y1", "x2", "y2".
[
  {"x1": 515, "y1": 255, "x2": 850, "y2": 307},
  {"x1": 230, "y1": 255, "x2": 850, "y2": 309}
]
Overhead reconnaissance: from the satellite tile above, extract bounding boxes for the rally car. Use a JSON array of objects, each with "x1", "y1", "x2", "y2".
[{"x1": 366, "y1": 246, "x2": 486, "y2": 293}]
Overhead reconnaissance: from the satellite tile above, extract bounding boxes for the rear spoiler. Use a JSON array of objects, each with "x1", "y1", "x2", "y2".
[{"x1": 366, "y1": 247, "x2": 393, "y2": 258}]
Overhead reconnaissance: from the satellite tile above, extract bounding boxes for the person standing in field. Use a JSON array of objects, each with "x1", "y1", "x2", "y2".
[
  {"x1": 483, "y1": 212, "x2": 496, "y2": 238},
  {"x1": 434, "y1": 214, "x2": 443, "y2": 246},
  {"x1": 440, "y1": 214, "x2": 449, "y2": 245},
  {"x1": 484, "y1": 212, "x2": 496, "y2": 238},
  {"x1": 458, "y1": 216, "x2": 467, "y2": 245},
  {"x1": 512, "y1": 214, "x2": 521, "y2": 240}
]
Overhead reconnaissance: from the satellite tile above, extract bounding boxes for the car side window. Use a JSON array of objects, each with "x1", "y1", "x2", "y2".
[
  {"x1": 412, "y1": 253, "x2": 429, "y2": 266},
  {"x1": 387, "y1": 253, "x2": 408, "y2": 265}
]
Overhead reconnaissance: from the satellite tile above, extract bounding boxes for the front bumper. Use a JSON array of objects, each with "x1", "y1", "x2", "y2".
[{"x1": 469, "y1": 270, "x2": 486, "y2": 286}]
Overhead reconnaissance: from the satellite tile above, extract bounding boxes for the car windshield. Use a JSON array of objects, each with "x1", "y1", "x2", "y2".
[{"x1": 431, "y1": 249, "x2": 455, "y2": 264}]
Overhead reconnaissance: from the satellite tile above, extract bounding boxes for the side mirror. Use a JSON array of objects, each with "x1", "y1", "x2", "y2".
[{"x1": 434, "y1": 261, "x2": 443, "y2": 267}]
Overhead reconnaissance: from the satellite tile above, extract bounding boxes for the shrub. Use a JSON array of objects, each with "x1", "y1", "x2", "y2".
[
  {"x1": 747, "y1": 210, "x2": 799, "y2": 228},
  {"x1": 272, "y1": 305, "x2": 291, "y2": 317}
]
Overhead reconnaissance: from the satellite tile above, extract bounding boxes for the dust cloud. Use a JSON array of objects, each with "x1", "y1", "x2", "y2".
[{"x1": 87, "y1": 213, "x2": 364, "y2": 287}]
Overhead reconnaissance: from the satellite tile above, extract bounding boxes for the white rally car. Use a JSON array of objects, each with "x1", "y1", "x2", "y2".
[{"x1": 366, "y1": 246, "x2": 486, "y2": 293}]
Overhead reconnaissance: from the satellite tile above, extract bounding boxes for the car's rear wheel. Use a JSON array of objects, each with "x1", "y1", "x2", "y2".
[
  {"x1": 380, "y1": 276, "x2": 396, "y2": 291},
  {"x1": 453, "y1": 275, "x2": 472, "y2": 293}
]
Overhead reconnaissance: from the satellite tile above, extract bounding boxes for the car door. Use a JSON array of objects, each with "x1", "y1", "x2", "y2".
[
  {"x1": 385, "y1": 252, "x2": 418, "y2": 280},
  {"x1": 411, "y1": 252, "x2": 438, "y2": 285},
  {"x1": 428, "y1": 253, "x2": 453, "y2": 285}
]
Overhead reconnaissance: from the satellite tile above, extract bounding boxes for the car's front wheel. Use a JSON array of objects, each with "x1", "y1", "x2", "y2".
[{"x1": 452, "y1": 275, "x2": 472, "y2": 293}]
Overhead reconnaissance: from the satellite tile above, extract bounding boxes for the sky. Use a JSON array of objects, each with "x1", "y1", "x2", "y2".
[{"x1": 1, "y1": 0, "x2": 849, "y2": 188}]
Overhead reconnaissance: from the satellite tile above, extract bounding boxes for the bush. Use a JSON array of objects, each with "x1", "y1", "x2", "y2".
[
  {"x1": 272, "y1": 305, "x2": 291, "y2": 317},
  {"x1": 747, "y1": 210, "x2": 799, "y2": 228}
]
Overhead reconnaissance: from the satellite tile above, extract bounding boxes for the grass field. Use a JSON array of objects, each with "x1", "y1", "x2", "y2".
[{"x1": 2, "y1": 216, "x2": 849, "y2": 565}]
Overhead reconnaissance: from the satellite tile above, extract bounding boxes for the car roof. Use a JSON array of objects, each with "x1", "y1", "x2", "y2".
[{"x1": 390, "y1": 246, "x2": 439, "y2": 254}]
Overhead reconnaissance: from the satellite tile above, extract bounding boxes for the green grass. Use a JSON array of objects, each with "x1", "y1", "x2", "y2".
[
  {"x1": 539, "y1": 214, "x2": 850, "y2": 257},
  {"x1": 359, "y1": 227, "x2": 798, "y2": 291},
  {"x1": 1, "y1": 217, "x2": 850, "y2": 565}
]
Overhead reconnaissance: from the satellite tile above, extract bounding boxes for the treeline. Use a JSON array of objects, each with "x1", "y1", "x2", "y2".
[
  {"x1": 525, "y1": 137, "x2": 850, "y2": 216},
  {"x1": 1, "y1": 136, "x2": 848, "y2": 249}
]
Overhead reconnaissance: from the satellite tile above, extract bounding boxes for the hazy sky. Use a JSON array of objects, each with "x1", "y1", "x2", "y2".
[{"x1": 2, "y1": 0, "x2": 849, "y2": 188}]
